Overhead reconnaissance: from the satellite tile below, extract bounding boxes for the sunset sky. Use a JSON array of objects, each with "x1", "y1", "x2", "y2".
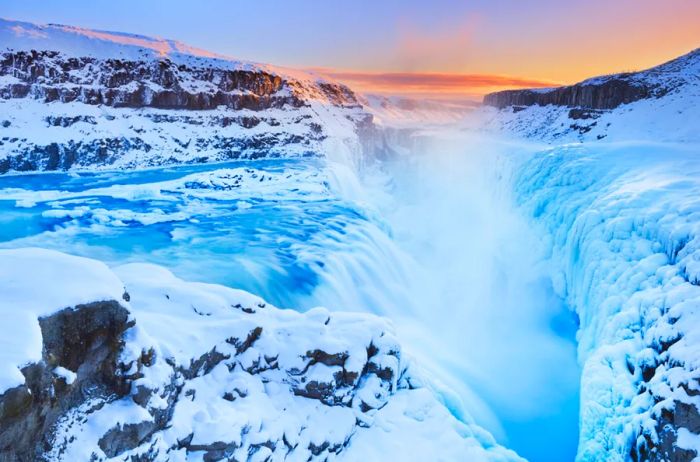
[{"x1": 3, "y1": 0, "x2": 700, "y2": 99}]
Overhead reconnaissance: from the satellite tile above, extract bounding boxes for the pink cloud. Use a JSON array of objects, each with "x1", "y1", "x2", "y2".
[{"x1": 311, "y1": 69, "x2": 558, "y2": 98}]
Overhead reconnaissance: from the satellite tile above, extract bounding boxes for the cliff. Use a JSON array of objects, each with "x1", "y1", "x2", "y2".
[
  {"x1": 483, "y1": 48, "x2": 700, "y2": 110},
  {"x1": 0, "y1": 19, "x2": 371, "y2": 173}
]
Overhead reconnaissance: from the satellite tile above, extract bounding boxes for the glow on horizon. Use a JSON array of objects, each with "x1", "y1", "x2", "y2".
[
  {"x1": 2, "y1": 0, "x2": 699, "y2": 98},
  {"x1": 310, "y1": 69, "x2": 559, "y2": 100}
]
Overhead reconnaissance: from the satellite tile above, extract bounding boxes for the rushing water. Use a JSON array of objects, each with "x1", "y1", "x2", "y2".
[{"x1": 0, "y1": 137, "x2": 581, "y2": 462}]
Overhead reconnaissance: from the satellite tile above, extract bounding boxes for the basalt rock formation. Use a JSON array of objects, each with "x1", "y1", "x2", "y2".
[
  {"x1": 484, "y1": 48, "x2": 699, "y2": 110},
  {"x1": 0, "y1": 19, "x2": 372, "y2": 173}
]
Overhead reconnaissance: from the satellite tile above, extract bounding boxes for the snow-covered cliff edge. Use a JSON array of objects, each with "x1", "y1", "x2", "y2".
[
  {"x1": 0, "y1": 19, "x2": 372, "y2": 173},
  {"x1": 478, "y1": 48, "x2": 700, "y2": 144},
  {"x1": 0, "y1": 248, "x2": 522, "y2": 462}
]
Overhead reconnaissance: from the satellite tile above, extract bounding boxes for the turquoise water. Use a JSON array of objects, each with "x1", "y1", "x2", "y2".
[
  {"x1": 0, "y1": 159, "x2": 380, "y2": 310},
  {"x1": 0, "y1": 157, "x2": 580, "y2": 462}
]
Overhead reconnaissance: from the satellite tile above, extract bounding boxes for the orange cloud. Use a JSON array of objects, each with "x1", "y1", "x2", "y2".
[{"x1": 311, "y1": 69, "x2": 558, "y2": 100}]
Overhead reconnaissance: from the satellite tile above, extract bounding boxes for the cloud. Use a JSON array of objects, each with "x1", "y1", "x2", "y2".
[{"x1": 310, "y1": 69, "x2": 558, "y2": 99}]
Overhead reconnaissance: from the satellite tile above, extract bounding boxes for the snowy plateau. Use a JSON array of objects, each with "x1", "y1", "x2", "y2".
[{"x1": 0, "y1": 17, "x2": 699, "y2": 462}]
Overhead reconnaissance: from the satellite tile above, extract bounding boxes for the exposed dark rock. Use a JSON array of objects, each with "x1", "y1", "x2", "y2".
[
  {"x1": 225, "y1": 326, "x2": 263, "y2": 355},
  {"x1": 0, "y1": 51, "x2": 294, "y2": 111},
  {"x1": 632, "y1": 399, "x2": 700, "y2": 462},
  {"x1": 484, "y1": 80, "x2": 657, "y2": 110},
  {"x1": 0, "y1": 300, "x2": 131, "y2": 461},
  {"x1": 0, "y1": 51, "x2": 360, "y2": 112},
  {"x1": 180, "y1": 348, "x2": 230, "y2": 380},
  {"x1": 188, "y1": 441, "x2": 238, "y2": 462},
  {"x1": 0, "y1": 49, "x2": 373, "y2": 174},
  {"x1": 483, "y1": 48, "x2": 699, "y2": 110},
  {"x1": 568, "y1": 108, "x2": 603, "y2": 120},
  {"x1": 0, "y1": 137, "x2": 152, "y2": 173},
  {"x1": 45, "y1": 115, "x2": 97, "y2": 127}
]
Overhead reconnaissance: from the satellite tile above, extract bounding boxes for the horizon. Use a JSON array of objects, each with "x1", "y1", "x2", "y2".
[{"x1": 3, "y1": 0, "x2": 699, "y2": 100}]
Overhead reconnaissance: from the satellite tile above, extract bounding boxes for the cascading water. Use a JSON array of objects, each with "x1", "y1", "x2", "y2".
[
  {"x1": 0, "y1": 131, "x2": 582, "y2": 462},
  {"x1": 302, "y1": 131, "x2": 583, "y2": 462}
]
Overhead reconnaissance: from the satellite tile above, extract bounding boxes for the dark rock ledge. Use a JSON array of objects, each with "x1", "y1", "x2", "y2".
[{"x1": 0, "y1": 300, "x2": 132, "y2": 461}]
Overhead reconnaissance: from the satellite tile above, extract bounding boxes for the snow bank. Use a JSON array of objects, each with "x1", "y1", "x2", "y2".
[{"x1": 0, "y1": 248, "x2": 522, "y2": 461}]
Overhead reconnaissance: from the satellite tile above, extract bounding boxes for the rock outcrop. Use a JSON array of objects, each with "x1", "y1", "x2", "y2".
[
  {"x1": 0, "y1": 300, "x2": 132, "y2": 461},
  {"x1": 477, "y1": 48, "x2": 700, "y2": 144},
  {"x1": 0, "y1": 51, "x2": 296, "y2": 111},
  {"x1": 0, "y1": 249, "x2": 523, "y2": 462}
]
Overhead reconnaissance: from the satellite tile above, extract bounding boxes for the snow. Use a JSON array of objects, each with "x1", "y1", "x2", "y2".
[
  {"x1": 474, "y1": 50, "x2": 700, "y2": 145},
  {"x1": 0, "y1": 18, "x2": 359, "y2": 99},
  {"x1": 345, "y1": 388, "x2": 520, "y2": 462},
  {"x1": 0, "y1": 247, "x2": 124, "y2": 392},
  {"x1": 0, "y1": 98, "x2": 366, "y2": 171},
  {"x1": 2, "y1": 14, "x2": 698, "y2": 462},
  {"x1": 0, "y1": 165, "x2": 331, "y2": 207},
  {"x1": 512, "y1": 142, "x2": 700, "y2": 460},
  {"x1": 0, "y1": 247, "x2": 523, "y2": 461},
  {"x1": 53, "y1": 366, "x2": 77, "y2": 385},
  {"x1": 677, "y1": 427, "x2": 700, "y2": 459},
  {"x1": 0, "y1": 17, "x2": 372, "y2": 174}
]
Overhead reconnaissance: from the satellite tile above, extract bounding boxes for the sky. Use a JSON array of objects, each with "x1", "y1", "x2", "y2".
[{"x1": 2, "y1": 0, "x2": 700, "y2": 99}]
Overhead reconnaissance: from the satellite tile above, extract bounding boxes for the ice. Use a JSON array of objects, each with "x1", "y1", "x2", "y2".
[{"x1": 512, "y1": 142, "x2": 700, "y2": 461}]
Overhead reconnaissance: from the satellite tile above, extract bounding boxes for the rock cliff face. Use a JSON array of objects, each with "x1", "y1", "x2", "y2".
[
  {"x1": 483, "y1": 48, "x2": 699, "y2": 110},
  {"x1": 0, "y1": 301, "x2": 132, "y2": 461},
  {"x1": 0, "y1": 19, "x2": 371, "y2": 173},
  {"x1": 0, "y1": 51, "x2": 295, "y2": 111},
  {"x1": 477, "y1": 48, "x2": 700, "y2": 144}
]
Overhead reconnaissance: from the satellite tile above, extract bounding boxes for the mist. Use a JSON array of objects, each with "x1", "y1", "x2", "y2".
[{"x1": 311, "y1": 131, "x2": 582, "y2": 461}]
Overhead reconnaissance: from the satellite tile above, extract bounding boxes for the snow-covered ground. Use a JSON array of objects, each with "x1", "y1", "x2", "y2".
[
  {"x1": 0, "y1": 247, "x2": 523, "y2": 462},
  {"x1": 474, "y1": 48, "x2": 700, "y2": 145}
]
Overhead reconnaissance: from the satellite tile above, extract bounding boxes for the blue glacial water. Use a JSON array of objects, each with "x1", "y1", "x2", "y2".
[
  {"x1": 0, "y1": 153, "x2": 581, "y2": 462},
  {"x1": 0, "y1": 159, "x2": 396, "y2": 312}
]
